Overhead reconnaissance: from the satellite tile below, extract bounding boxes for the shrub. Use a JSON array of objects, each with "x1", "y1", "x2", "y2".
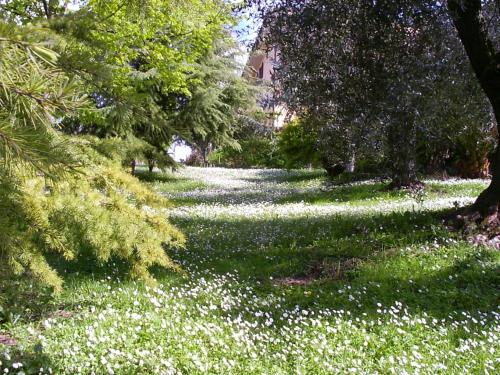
[
  {"x1": 209, "y1": 135, "x2": 285, "y2": 168},
  {"x1": 278, "y1": 117, "x2": 321, "y2": 169}
]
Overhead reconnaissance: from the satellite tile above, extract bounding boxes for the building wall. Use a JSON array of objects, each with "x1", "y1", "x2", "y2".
[{"x1": 244, "y1": 46, "x2": 289, "y2": 129}]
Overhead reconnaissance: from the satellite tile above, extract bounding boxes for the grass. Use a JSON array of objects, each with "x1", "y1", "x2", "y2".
[
  {"x1": 134, "y1": 169, "x2": 209, "y2": 193},
  {"x1": 1, "y1": 167, "x2": 498, "y2": 374}
]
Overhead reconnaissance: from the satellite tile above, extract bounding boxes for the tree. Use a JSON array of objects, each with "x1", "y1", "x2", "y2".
[
  {"x1": 258, "y1": 1, "x2": 384, "y2": 176},
  {"x1": 247, "y1": 0, "x2": 495, "y2": 188},
  {"x1": 447, "y1": 0, "x2": 500, "y2": 222},
  {"x1": 249, "y1": 1, "x2": 449, "y2": 186},
  {"x1": 0, "y1": 20, "x2": 85, "y2": 174},
  {"x1": 174, "y1": 36, "x2": 263, "y2": 164},
  {"x1": 2, "y1": 0, "x2": 234, "y2": 169},
  {"x1": 416, "y1": 48, "x2": 494, "y2": 178},
  {"x1": 0, "y1": 16, "x2": 185, "y2": 292}
]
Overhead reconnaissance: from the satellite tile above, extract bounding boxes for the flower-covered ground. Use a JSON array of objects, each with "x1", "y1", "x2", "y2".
[{"x1": 1, "y1": 167, "x2": 499, "y2": 374}]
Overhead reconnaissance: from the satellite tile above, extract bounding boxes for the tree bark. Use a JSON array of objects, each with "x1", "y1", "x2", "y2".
[
  {"x1": 345, "y1": 151, "x2": 356, "y2": 173},
  {"x1": 448, "y1": 0, "x2": 500, "y2": 219},
  {"x1": 387, "y1": 114, "x2": 421, "y2": 189},
  {"x1": 130, "y1": 160, "x2": 136, "y2": 175},
  {"x1": 41, "y1": 0, "x2": 52, "y2": 19},
  {"x1": 148, "y1": 159, "x2": 155, "y2": 173},
  {"x1": 472, "y1": 147, "x2": 500, "y2": 218},
  {"x1": 321, "y1": 156, "x2": 345, "y2": 179}
]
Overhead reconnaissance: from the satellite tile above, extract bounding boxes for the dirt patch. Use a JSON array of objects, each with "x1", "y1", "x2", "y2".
[
  {"x1": 272, "y1": 276, "x2": 316, "y2": 287},
  {"x1": 50, "y1": 310, "x2": 74, "y2": 319},
  {"x1": 310, "y1": 257, "x2": 363, "y2": 280},
  {"x1": 0, "y1": 333, "x2": 16, "y2": 346},
  {"x1": 273, "y1": 257, "x2": 363, "y2": 287}
]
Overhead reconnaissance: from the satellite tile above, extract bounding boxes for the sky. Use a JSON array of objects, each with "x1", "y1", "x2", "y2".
[
  {"x1": 232, "y1": 5, "x2": 262, "y2": 66},
  {"x1": 234, "y1": 5, "x2": 261, "y2": 47}
]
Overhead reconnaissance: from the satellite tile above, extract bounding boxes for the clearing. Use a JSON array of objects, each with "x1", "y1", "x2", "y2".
[{"x1": 1, "y1": 168, "x2": 499, "y2": 374}]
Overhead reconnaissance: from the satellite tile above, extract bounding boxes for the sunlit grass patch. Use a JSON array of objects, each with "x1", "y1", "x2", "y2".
[{"x1": 425, "y1": 179, "x2": 489, "y2": 198}]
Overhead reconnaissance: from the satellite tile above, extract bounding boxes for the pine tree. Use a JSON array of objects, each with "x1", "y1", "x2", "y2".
[{"x1": 0, "y1": 21, "x2": 184, "y2": 293}]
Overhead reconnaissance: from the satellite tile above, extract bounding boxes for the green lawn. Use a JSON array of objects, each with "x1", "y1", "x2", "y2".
[{"x1": 1, "y1": 168, "x2": 498, "y2": 374}]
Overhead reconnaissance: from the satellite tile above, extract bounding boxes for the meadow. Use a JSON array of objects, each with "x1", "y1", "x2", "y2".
[{"x1": 1, "y1": 167, "x2": 498, "y2": 374}]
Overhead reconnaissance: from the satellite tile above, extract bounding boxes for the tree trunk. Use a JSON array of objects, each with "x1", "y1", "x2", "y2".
[
  {"x1": 199, "y1": 143, "x2": 210, "y2": 167},
  {"x1": 41, "y1": 0, "x2": 54, "y2": 19},
  {"x1": 448, "y1": 0, "x2": 500, "y2": 221},
  {"x1": 387, "y1": 114, "x2": 422, "y2": 189},
  {"x1": 321, "y1": 156, "x2": 345, "y2": 179},
  {"x1": 472, "y1": 147, "x2": 500, "y2": 220},
  {"x1": 130, "y1": 160, "x2": 136, "y2": 175},
  {"x1": 345, "y1": 151, "x2": 355, "y2": 173},
  {"x1": 201, "y1": 147, "x2": 207, "y2": 167},
  {"x1": 148, "y1": 159, "x2": 155, "y2": 173}
]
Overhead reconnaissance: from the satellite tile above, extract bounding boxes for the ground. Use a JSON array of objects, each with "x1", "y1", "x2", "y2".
[{"x1": 1, "y1": 167, "x2": 499, "y2": 374}]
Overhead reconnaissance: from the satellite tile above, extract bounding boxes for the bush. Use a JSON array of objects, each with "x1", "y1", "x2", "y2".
[
  {"x1": 278, "y1": 117, "x2": 321, "y2": 169},
  {"x1": 209, "y1": 135, "x2": 285, "y2": 168}
]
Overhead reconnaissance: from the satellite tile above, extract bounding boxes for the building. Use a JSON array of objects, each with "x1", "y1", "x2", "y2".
[{"x1": 244, "y1": 36, "x2": 290, "y2": 129}]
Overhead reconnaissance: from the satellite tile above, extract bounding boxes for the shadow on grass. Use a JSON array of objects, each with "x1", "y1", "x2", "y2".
[
  {"x1": 134, "y1": 170, "x2": 209, "y2": 194},
  {"x1": 166, "y1": 181, "x2": 484, "y2": 207},
  {"x1": 0, "y1": 347, "x2": 54, "y2": 374},
  {"x1": 168, "y1": 208, "x2": 499, "y2": 320},
  {"x1": 134, "y1": 170, "x2": 184, "y2": 183},
  {"x1": 276, "y1": 183, "x2": 406, "y2": 204},
  {"x1": 241, "y1": 169, "x2": 326, "y2": 184},
  {"x1": 4, "y1": 202, "x2": 497, "y2": 331},
  {"x1": 167, "y1": 182, "x2": 408, "y2": 206}
]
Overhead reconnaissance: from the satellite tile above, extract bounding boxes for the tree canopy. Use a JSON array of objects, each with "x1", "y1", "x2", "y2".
[
  {"x1": 246, "y1": 0, "x2": 497, "y2": 202},
  {"x1": 0, "y1": 0, "x2": 254, "y2": 291}
]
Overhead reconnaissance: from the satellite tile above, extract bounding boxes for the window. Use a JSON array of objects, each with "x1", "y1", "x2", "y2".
[{"x1": 258, "y1": 63, "x2": 264, "y2": 79}]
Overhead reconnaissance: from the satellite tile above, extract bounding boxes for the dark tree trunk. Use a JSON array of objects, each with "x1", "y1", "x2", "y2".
[
  {"x1": 130, "y1": 160, "x2": 136, "y2": 175},
  {"x1": 148, "y1": 159, "x2": 155, "y2": 173},
  {"x1": 387, "y1": 114, "x2": 422, "y2": 189},
  {"x1": 345, "y1": 151, "x2": 356, "y2": 174},
  {"x1": 448, "y1": 0, "x2": 500, "y2": 220},
  {"x1": 472, "y1": 147, "x2": 500, "y2": 220},
  {"x1": 321, "y1": 156, "x2": 345, "y2": 179},
  {"x1": 200, "y1": 147, "x2": 207, "y2": 167},
  {"x1": 196, "y1": 141, "x2": 210, "y2": 167},
  {"x1": 41, "y1": 0, "x2": 52, "y2": 19}
]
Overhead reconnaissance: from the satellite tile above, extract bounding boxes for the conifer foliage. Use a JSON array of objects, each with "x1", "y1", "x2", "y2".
[{"x1": 0, "y1": 19, "x2": 184, "y2": 292}]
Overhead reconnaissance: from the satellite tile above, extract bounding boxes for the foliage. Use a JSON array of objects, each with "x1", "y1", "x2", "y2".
[
  {"x1": 60, "y1": 0, "x2": 235, "y2": 152},
  {"x1": 176, "y1": 36, "x2": 265, "y2": 162},
  {"x1": 0, "y1": 1, "x2": 248, "y2": 291},
  {"x1": 416, "y1": 70, "x2": 496, "y2": 178},
  {"x1": 0, "y1": 20, "x2": 184, "y2": 294},
  {"x1": 1, "y1": 0, "x2": 239, "y2": 169},
  {"x1": 277, "y1": 117, "x2": 320, "y2": 169},
  {"x1": 91, "y1": 135, "x2": 175, "y2": 172},
  {"x1": 209, "y1": 134, "x2": 284, "y2": 168},
  {"x1": 247, "y1": 0, "x2": 495, "y2": 186},
  {"x1": 0, "y1": 21, "x2": 85, "y2": 175},
  {"x1": 1, "y1": 136, "x2": 185, "y2": 294}
]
